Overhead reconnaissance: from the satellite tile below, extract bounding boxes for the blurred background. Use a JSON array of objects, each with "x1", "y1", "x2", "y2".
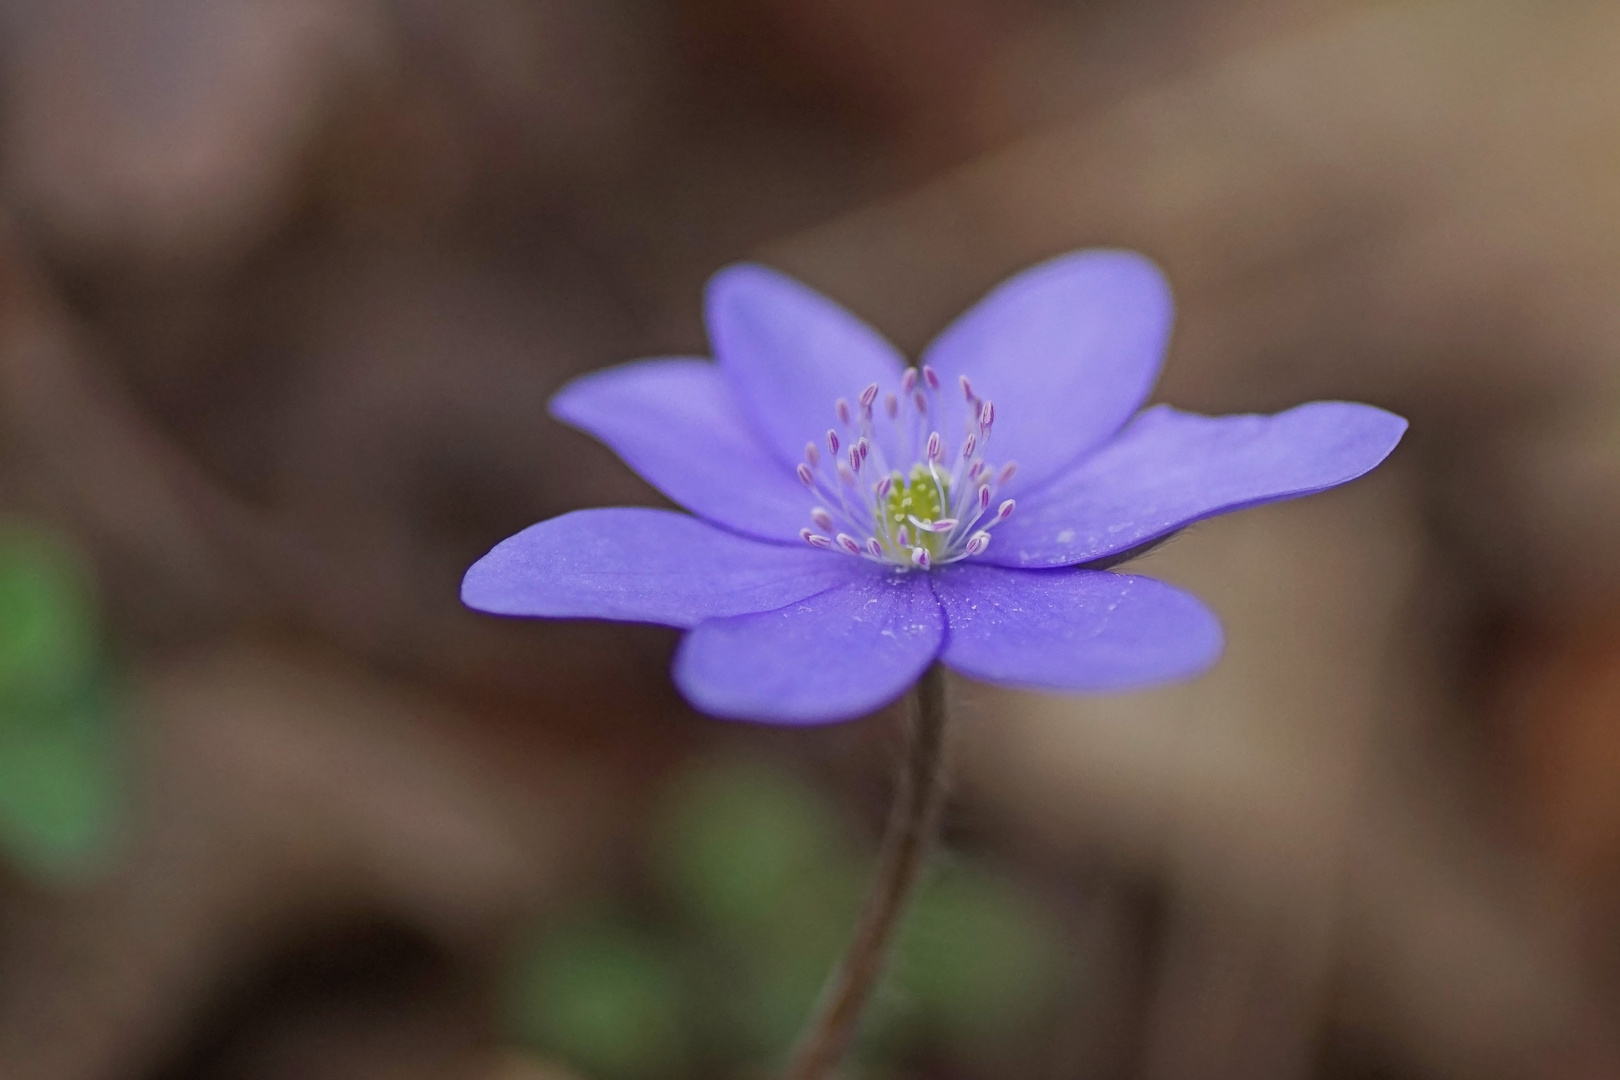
[{"x1": 3, "y1": 0, "x2": 1620, "y2": 1077}]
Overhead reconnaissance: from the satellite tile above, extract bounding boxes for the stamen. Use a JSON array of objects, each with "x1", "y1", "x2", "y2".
[{"x1": 799, "y1": 374, "x2": 1011, "y2": 570}]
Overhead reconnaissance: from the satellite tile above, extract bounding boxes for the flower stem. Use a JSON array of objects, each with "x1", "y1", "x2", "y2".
[{"x1": 781, "y1": 663, "x2": 951, "y2": 1080}]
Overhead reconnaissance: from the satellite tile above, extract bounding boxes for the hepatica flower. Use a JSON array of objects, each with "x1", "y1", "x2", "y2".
[{"x1": 463, "y1": 251, "x2": 1406, "y2": 724}]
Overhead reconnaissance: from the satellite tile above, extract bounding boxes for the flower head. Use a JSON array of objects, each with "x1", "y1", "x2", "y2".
[{"x1": 463, "y1": 251, "x2": 1406, "y2": 724}]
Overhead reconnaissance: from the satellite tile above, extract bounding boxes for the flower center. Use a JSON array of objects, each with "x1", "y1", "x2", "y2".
[{"x1": 796, "y1": 365, "x2": 1016, "y2": 569}]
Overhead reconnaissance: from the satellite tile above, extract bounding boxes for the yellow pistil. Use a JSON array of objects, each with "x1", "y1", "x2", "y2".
[{"x1": 883, "y1": 465, "x2": 951, "y2": 557}]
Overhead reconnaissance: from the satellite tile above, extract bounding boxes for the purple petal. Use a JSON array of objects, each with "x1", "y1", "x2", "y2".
[
  {"x1": 550, "y1": 358, "x2": 812, "y2": 542},
  {"x1": 674, "y1": 569, "x2": 942, "y2": 725},
  {"x1": 932, "y1": 564, "x2": 1222, "y2": 692},
  {"x1": 707, "y1": 264, "x2": 907, "y2": 466},
  {"x1": 462, "y1": 508, "x2": 860, "y2": 628},
  {"x1": 986, "y1": 402, "x2": 1408, "y2": 568},
  {"x1": 920, "y1": 250, "x2": 1173, "y2": 488}
]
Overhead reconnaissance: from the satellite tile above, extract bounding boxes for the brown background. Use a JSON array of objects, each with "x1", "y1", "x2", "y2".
[{"x1": 4, "y1": 0, "x2": 1620, "y2": 1077}]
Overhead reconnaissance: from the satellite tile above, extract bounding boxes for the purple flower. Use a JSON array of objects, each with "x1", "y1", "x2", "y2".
[{"x1": 463, "y1": 251, "x2": 1406, "y2": 724}]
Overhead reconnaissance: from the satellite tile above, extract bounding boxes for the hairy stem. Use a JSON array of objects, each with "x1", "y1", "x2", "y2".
[{"x1": 781, "y1": 663, "x2": 951, "y2": 1080}]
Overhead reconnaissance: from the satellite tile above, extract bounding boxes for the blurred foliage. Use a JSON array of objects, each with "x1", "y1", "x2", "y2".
[
  {"x1": 0, "y1": 522, "x2": 120, "y2": 880},
  {"x1": 504, "y1": 756, "x2": 1064, "y2": 1079},
  {"x1": 890, "y1": 861, "x2": 1061, "y2": 1052},
  {"x1": 506, "y1": 918, "x2": 687, "y2": 1080}
]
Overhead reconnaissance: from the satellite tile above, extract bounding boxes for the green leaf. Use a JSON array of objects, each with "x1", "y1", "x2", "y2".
[
  {"x1": 0, "y1": 690, "x2": 118, "y2": 877},
  {"x1": 650, "y1": 758, "x2": 872, "y2": 1060},
  {"x1": 652, "y1": 758, "x2": 855, "y2": 935},
  {"x1": 0, "y1": 523, "x2": 118, "y2": 880},
  {"x1": 0, "y1": 525, "x2": 97, "y2": 707},
  {"x1": 891, "y1": 864, "x2": 1063, "y2": 1046},
  {"x1": 505, "y1": 918, "x2": 687, "y2": 1080}
]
